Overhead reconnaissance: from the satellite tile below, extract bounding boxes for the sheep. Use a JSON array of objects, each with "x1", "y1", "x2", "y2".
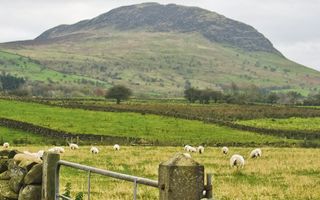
[
  {"x1": 184, "y1": 145, "x2": 191, "y2": 151},
  {"x1": 197, "y1": 146, "x2": 205, "y2": 154},
  {"x1": 222, "y1": 146, "x2": 229, "y2": 155},
  {"x1": 250, "y1": 148, "x2": 262, "y2": 158},
  {"x1": 230, "y1": 154, "x2": 245, "y2": 169},
  {"x1": 69, "y1": 143, "x2": 79, "y2": 150},
  {"x1": 3, "y1": 142, "x2": 9, "y2": 149},
  {"x1": 48, "y1": 147, "x2": 65, "y2": 154},
  {"x1": 90, "y1": 146, "x2": 99, "y2": 154},
  {"x1": 23, "y1": 150, "x2": 44, "y2": 160},
  {"x1": 183, "y1": 153, "x2": 192, "y2": 158},
  {"x1": 187, "y1": 146, "x2": 197, "y2": 153},
  {"x1": 113, "y1": 144, "x2": 120, "y2": 151}
]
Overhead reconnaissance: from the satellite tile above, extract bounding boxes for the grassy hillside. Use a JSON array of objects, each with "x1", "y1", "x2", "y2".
[
  {"x1": 1, "y1": 32, "x2": 320, "y2": 97},
  {"x1": 0, "y1": 51, "x2": 110, "y2": 96},
  {"x1": 0, "y1": 99, "x2": 298, "y2": 145}
]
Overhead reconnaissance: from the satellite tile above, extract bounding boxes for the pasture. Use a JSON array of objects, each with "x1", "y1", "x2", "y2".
[
  {"x1": 12, "y1": 145, "x2": 320, "y2": 200},
  {"x1": 0, "y1": 100, "x2": 298, "y2": 146}
]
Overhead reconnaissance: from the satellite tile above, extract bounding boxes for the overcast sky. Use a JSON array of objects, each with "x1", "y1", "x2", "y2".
[{"x1": 1, "y1": 0, "x2": 320, "y2": 71}]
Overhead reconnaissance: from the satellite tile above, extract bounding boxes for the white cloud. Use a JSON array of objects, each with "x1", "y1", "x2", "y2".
[{"x1": 0, "y1": 0, "x2": 320, "y2": 71}]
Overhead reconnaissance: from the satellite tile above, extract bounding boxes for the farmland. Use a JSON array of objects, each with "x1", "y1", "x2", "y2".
[
  {"x1": 236, "y1": 117, "x2": 320, "y2": 132},
  {"x1": 12, "y1": 145, "x2": 320, "y2": 200},
  {"x1": 0, "y1": 99, "x2": 295, "y2": 146}
]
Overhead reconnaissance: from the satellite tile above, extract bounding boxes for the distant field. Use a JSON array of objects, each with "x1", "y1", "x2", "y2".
[
  {"x1": 237, "y1": 117, "x2": 320, "y2": 132},
  {"x1": 14, "y1": 146, "x2": 320, "y2": 200},
  {"x1": 0, "y1": 126, "x2": 62, "y2": 145},
  {"x1": 0, "y1": 99, "x2": 293, "y2": 145}
]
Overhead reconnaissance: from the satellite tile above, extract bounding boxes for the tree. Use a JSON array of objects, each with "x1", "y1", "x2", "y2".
[
  {"x1": 105, "y1": 85, "x2": 132, "y2": 104},
  {"x1": 0, "y1": 73, "x2": 25, "y2": 91},
  {"x1": 267, "y1": 93, "x2": 279, "y2": 104},
  {"x1": 184, "y1": 88, "x2": 201, "y2": 103}
]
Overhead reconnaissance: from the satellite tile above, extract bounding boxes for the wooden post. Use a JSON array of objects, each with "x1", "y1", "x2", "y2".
[
  {"x1": 159, "y1": 153, "x2": 205, "y2": 200},
  {"x1": 42, "y1": 152, "x2": 60, "y2": 200}
]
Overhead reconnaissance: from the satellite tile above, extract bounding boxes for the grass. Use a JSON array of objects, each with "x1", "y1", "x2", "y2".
[
  {"x1": 1, "y1": 31, "x2": 320, "y2": 97},
  {"x1": 237, "y1": 117, "x2": 320, "y2": 132},
  {"x1": 12, "y1": 146, "x2": 320, "y2": 200},
  {"x1": 0, "y1": 99, "x2": 294, "y2": 145},
  {"x1": 0, "y1": 126, "x2": 44, "y2": 144},
  {"x1": 0, "y1": 50, "x2": 109, "y2": 89}
]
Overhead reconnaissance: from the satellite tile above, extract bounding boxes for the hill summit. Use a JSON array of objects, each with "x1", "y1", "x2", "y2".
[{"x1": 37, "y1": 3, "x2": 279, "y2": 54}]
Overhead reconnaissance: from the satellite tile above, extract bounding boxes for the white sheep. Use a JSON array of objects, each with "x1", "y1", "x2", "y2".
[
  {"x1": 90, "y1": 146, "x2": 99, "y2": 154},
  {"x1": 188, "y1": 146, "x2": 197, "y2": 153},
  {"x1": 69, "y1": 143, "x2": 79, "y2": 150},
  {"x1": 183, "y1": 153, "x2": 192, "y2": 158},
  {"x1": 250, "y1": 148, "x2": 262, "y2": 158},
  {"x1": 230, "y1": 154, "x2": 245, "y2": 169},
  {"x1": 48, "y1": 147, "x2": 65, "y2": 154},
  {"x1": 222, "y1": 146, "x2": 229, "y2": 155},
  {"x1": 113, "y1": 144, "x2": 120, "y2": 151},
  {"x1": 184, "y1": 145, "x2": 191, "y2": 151},
  {"x1": 22, "y1": 150, "x2": 44, "y2": 160},
  {"x1": 3, "y1": 142, "x2": 9, "y2": 149},
  {"x1": 197, "y1": 146, "x2": 205, "y2": 154}
]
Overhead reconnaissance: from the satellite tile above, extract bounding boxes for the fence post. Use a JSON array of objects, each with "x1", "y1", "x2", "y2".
[
  {"x1": 42, "y1": 152, "x2": 60, "y2": 200},
  {"x1": 159, "y1": 153, "x2": 205, "y2": 200}
]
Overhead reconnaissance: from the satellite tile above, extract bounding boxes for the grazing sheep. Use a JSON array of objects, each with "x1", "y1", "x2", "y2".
[
  {"x1": 69, "y1": 143, "x2": 79, "y2": 150},
  {"x1": 222, "y1": 146, "x2": 229, "y2": 155},
  {"x1": 3, "y1": 142, "x2": 9, "y2": 149},
  {"x1": 183, "y1": 153, "x2": 192, "y2": 158},
  {"x1": 48, "y1": 147, "x2": 65, "y2": 154},
  {"x1": 184, "y1": 145, "x2": 191, "y2": 151},
  {"x1": 197, "y1": 146, "x2": 205, "y2": 154},
  {"x1": 250, "y1": 148, "x2": 262, "y2": 158},
  {"x1": 90, "y1": 147, "x2": 99, "y2": 154},
  {"x1": 188, "y1": 146, "x2": 197, "y2": 153},
  {"x1": 230, "y1": 154, "x2": 245, "y2": 169},
  {"x1": 113, "y1": 144, "x2": 120, "y2": 151}
]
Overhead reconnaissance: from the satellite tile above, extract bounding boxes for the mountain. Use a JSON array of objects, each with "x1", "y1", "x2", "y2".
[{"x1": 0, "y1": 3, "x2": 319, "y2": 97}]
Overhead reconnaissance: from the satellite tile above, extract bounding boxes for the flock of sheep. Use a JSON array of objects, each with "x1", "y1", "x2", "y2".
[
  {"x1": 2, "y1": 142, "x2": 121, "y2": 159},
  {"x1": 184, "y1": 145, "x2": 262, "y2": 169},
  {"x1": 3, "y1": 142, "x2": 261, "y2": 169}
]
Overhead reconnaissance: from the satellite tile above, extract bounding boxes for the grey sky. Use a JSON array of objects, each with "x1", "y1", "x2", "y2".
[{"x1": 1, "y1": 0, "x2": 320, "y2": 71}]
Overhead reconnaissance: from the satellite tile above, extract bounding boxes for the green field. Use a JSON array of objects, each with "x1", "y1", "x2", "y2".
[
  {"x1": 0, "y1": 99, "x2": 294, "y2": 145},
  {"x1": 13, "y1": 146, "x2": 320, "y2": 200},
  {"x1": 237, "y1": 117, "x2": 320, "y2": 132}
]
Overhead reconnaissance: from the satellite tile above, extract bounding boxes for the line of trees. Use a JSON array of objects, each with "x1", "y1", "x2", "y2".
[{"x1": 184, "y1": 84, "x2": 320, "y2": 105}]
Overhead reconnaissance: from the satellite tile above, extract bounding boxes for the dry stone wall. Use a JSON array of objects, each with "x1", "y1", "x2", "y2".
[{"x1": 0, "y1": 150, "x2": 42, "y2": 200}]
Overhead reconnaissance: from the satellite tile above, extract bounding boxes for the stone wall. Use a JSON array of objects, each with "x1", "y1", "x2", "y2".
[{"x1": 0, "y1": 150, "x2": 42, "y2": 200}]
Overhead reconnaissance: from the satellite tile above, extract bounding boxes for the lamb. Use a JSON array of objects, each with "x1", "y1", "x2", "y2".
[
  {"x1": 90, "y1": 146, "x2": 99, "y2": 154},
  {"x1": 222, "y1": 146, "x2": 229, "y2": 155},
  {"x1": 113, "y1": 144, "x2": 120, "y2": 151},
  {"x1": 250, "y1": 148, "x2": 262, "y2": 158},
  {"x1": 3, "y1": 142, "x2": 9, "y2": 149},
  {"x1": 197, "y1": 146, "x2": 205, "y2": 154},
  {"x1": 230, "y1": 154, "x2": 245, "y2": 169},
  {"x1": 48, "y1": 147, "x2": 65, "y2": 154},
  {"x1": 69, "y1": 143, "x2": 79, "y2": 150}
]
